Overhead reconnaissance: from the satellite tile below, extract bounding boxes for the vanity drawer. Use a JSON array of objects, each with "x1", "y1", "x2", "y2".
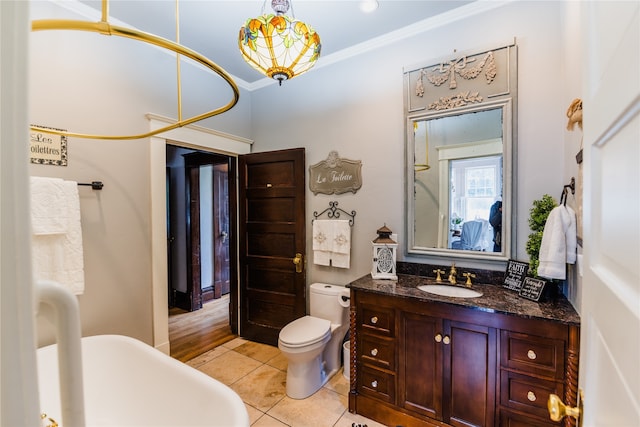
[
  {"x1": 359, "y1": 365, "x2": 395, "y2": 404},
  {"x1": 499, "y1": 408, "x2": 559, "y2": 426},
  {"x1": 359, "y1": 333, "x2": 394, "y2": 370},
  {"x1": 501, "y1": 331, "x2": 565, "y2": 379},
  {"x1": 359, "y1": 304, "x2": 395, "y2": 337},
  {"x1": 500, "y1": 370, "x2": 564, "y2": 420}
]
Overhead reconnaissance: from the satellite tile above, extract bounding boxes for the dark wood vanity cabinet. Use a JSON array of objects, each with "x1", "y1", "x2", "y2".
[
  {"x1": 400, "y1": 311, "x2": 497, "y2": 426},
  {"x1": 349, "y1": 287, "x2": 580, "y2": 427}
]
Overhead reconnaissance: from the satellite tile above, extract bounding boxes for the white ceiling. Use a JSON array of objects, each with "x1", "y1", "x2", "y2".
[{"x1": 75, "y1": 0, "x2": 479, "y2": 88}]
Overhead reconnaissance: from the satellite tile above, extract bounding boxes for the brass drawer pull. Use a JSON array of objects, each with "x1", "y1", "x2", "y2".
[
  {"x1": 370, "y1": 348, "x2": 378, "y2": 357},
  {"x1": 371, "y1": 380, "x2": 378, "y2": 388},
  {"x1": 528, "y1": 391, "x2": 537, "y2": 402},
  {"x1": 443, "y1": 335, "x2": 451, "y2": 345},
  {"x1": 527, "y1": 349, "x2": 537, "y2": 360},
  {"x1": 371, "y1": 316, "x2": 378, "y2": 324},
  {"x1": 435, "y1": 333, "x2": 442, "y2": 343}
]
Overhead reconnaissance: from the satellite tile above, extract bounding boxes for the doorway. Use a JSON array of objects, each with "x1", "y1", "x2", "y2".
[{"x1": 166, "y1": 144, "x2": 237, "y2": 355}]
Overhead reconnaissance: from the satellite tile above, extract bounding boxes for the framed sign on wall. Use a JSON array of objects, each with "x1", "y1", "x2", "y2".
[
  {"x1": 30, "y1": 125, "x2": 68, "y2": 166},
  {"x1": 309, "y1": 151, "x2": 362, "y2": 195}
]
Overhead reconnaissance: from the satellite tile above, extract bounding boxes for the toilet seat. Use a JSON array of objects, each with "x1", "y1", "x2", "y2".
[{"x1": 279, "y1": 316, "x2": 330, "y2": 348}]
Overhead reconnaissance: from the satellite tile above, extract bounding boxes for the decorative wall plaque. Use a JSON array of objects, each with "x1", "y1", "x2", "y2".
[
  {"x1": 29, "y1": 125, "x2": 68, "y2": 166},
  {"x1": 309, "y1": 151, "x2": 362, "y2": 195}
]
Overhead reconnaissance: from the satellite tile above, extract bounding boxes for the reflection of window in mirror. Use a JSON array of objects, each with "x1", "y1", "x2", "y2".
[{"x1": 448, "y1": 156, "x2": 502, "y2": 251}]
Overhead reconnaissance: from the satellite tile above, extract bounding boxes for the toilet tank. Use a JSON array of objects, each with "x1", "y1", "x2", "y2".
[{"x1": 309, "y1": 283, "x2": 350, "y2": 325}]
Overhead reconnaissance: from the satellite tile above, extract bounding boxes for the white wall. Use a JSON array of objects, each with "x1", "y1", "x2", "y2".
[
  {"x1": 251, "y1": 1, "x2": 570, "y2": 289},
  {"x1": 29, "y1": 1, "x2": 251, "y2": 346},
  {"x1": 560, "y1": 0, "x2": 585, "y2": 312}
]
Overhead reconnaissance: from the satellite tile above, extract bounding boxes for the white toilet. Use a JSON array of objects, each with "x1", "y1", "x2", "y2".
[{"x1": 278, "y1": 283, "x2": 350, "y2": 399}]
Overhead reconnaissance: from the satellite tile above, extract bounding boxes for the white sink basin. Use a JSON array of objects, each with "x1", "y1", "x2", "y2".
[{"x1": 417, "y1": 284, "x2": 483, "y2": 298}]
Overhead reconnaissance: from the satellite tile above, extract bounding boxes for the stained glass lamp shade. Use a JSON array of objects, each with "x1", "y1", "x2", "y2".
[{"x1": 239, "y1": 0, "x2": 321, "y2": 85}]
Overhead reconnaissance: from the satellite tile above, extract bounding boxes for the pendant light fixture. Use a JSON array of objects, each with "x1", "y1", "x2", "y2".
[{"x1": 239, "y1": 0, "x2": 321, "y2": 85}]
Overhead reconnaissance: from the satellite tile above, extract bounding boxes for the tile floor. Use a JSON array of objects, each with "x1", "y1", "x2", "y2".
[{"x1": 186, "y1": 337, "x2": 385, "y2": 427}]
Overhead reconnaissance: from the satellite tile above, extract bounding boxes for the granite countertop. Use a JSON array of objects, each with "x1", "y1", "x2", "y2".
[{"x1": 348, "y1": 274, "x2": 580, "y2": 326}]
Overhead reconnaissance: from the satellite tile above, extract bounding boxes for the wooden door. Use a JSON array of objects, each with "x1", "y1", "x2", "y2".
[
  {"x1": 578, "y1": 2, "x2": 639, "y2": 425},
  {"x1": 238, "y1": 148, "x2": 306, "y2": 346},
  {"x1": 213, "y1": 163, "x2": 230, "y2": 298},
  {"x1": 184, "y1": 152, "x2": 235, "y2": 310}
]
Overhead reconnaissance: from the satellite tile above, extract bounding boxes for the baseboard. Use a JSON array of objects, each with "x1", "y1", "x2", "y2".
[
  {"x1": 155, "y1": 340, "x2": 170, "y2": 355},
  {"x1": 172, "y1": 289, "x2": 191, "y2": 311}
]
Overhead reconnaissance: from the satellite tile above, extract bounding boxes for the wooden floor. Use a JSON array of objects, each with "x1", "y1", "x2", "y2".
[{"x1": 168, "y1": 295, "x2": 236, "y2": 362}]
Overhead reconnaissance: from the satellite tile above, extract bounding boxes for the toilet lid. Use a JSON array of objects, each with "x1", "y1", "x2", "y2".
[{"x1": 279, "y1": 316, "x2": 330, "y2": 347}]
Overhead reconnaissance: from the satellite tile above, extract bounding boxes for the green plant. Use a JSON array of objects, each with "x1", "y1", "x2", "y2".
[{"x1": 525, "y1": 194, "x2": 557, "y2": 277}]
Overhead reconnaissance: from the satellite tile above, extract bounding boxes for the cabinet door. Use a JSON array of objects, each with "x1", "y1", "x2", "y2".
[
  {"x1": 399, "y1": 311, "x2": 443, "y2": 419},
  {"x1": 445, "y1": 320, "x2": 497, "y2": 427}
]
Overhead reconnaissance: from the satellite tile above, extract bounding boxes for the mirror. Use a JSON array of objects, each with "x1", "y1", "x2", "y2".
[
  {"x1": 408, "y1": 101, "x2": 511, "y2": 260},
  {"x1": 403, "y1": 42, "x2": 516, "y2": 261}
]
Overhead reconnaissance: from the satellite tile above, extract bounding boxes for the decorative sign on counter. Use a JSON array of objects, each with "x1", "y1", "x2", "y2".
[
  {"x1": 518, "y1": 277, "x2": 548, "y2": 302},
  {"x1": 30, "y1": 125, "x2": 68, "y2": 166},
  {"x1": 309, "y1": 151, "x2": 362, "y2": 195},
  {"x1": 502, "y1": 259, "x2": 529, "y2": 291}
]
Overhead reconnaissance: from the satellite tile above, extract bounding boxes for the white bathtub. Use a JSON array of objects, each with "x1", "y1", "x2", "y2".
[{"x1": 37, "y1": 334, "x2": 250, "y2": 426}]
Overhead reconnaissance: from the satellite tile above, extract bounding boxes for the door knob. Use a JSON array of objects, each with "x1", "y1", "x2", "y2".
[
  {"x1": 548, "y1": 391, "x2": 583, "y2": 426},
  {"x1": 292, "y1": 253, "x2": 303, "y2": 273}
]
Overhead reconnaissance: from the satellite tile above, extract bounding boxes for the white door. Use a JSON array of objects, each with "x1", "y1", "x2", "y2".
[{"x1": 580, "y1": 1, "x2": 639, "y2": 426}]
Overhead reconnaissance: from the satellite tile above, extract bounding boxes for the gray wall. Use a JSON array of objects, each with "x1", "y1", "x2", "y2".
[
  {"x1": 251, "y1": 2, "x2": 578, "y2": 293},
  {"x1": 29, "y1": 0, "x2": 583, "y2": 345}
]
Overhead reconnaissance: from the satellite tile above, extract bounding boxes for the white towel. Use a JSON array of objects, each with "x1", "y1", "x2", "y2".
[
  {"x1": 312, "y1": 220, "x2": 332, "y2": 266},
  {"x1": 538, "y1": 205, "x2": 577, "y2": 280},
  {"x1": 31, "y1": 179, "x2": 85, "y2": 295},
  {"x1": 312, "y1": 219, "x2": 351, "y2": 268},
  {"x1": 312, "y1": 220, "x2": 333, "y2": 251},
  {"x1": 30, "y1": 177, "x2": 68, "y2": 235},
  {"x1": 331, "y1": 220, "x2": 351, "y2": 268}
]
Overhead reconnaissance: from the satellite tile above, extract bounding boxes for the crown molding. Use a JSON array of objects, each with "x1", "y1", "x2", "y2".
[
  {"x1": 41, "y1": 0, "x2": 514, "y2": 92},
  {"x1": 246, "y1": 0, "x2": 515, "y2": 91}
]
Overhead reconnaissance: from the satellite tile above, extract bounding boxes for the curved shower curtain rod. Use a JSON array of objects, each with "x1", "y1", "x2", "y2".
[{"x1": 31, "y1": 0, "x2": 239, "y2": 141}]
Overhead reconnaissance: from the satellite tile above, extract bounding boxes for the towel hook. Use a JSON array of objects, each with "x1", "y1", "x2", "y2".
[{"x1": 560, "y1": 177, "x2": 575, "y2": 206}]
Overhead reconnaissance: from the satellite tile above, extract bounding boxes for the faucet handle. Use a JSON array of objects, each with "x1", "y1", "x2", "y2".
[
  {"x1": 462, "y1": 272, "x2": 476, "y2": 287},
  {"x1": 433, "y1": 269, "x2": 445, "y2": 282}
]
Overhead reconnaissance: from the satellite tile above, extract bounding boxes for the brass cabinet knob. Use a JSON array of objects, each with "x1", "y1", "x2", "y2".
[
  {"x1": 527, "y1": 349, "x2": 537, "y2": 360},
  {"x1": 527, "y1": 391, "x2": 537, "y2": 402},
  {"x1": 435, "y1": 333, "x2": 442, "y2": 343},
  {"x1": 548, "y1": 392, "x2": 583, "y2": 425},
  {"x1": 443, "y1": 335, "x2": 451, "y2": 345},
  {"x1": 370, "y1": 348, "x2": 378, "y2": 357},
  {"x1": 370, "y1": 316, "x2": 378, "y2": 324}
]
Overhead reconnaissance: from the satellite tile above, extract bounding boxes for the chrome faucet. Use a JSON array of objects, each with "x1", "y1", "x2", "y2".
[{"x1": 448, "y1": 263, "x2": 457, "y2": 284}]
